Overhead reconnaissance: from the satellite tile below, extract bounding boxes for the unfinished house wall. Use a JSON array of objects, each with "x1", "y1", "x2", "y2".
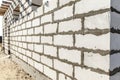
[{"x1": 3, "y1": 0, "x2": 111, "y2": 80}]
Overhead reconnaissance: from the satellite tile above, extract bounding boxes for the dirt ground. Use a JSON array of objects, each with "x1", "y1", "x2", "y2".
[{"x1": 0, "y1": 51, "x2": 34, "y2": 80}]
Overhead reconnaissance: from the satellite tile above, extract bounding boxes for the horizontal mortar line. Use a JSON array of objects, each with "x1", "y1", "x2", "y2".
[
  {"x1": 7, "y1": 39, "x2": 110, "y2": 56},
  {"x1": 10, "y1": 29, "x2": 110, "y2": 37},
  {"x1": 12, "y1": 53, "x2": 74, "y2": 79},
  {"x1": 110, "y1": 67, "x2": 120, "y2": 76},
  {"x1": 11, "y1": 48, "x2": 51, "y2": 60},
  {"x1": 111, "y1": 7, "x2": 120, "y2": 14},
  {"x1": 9, "y1": 8, "x2": 110, "y2": 28},
  {"x1": 74, "y1": 8, "x2": 110, "y2": 18},
  {"x1": 12, "y1": 51, "x2": 109, "y2": 76},
  {"x1": 111, "y1": 27, "x2": 120, "y2": 34},
  {"x1": 9, "y1": 29, "x2": 110, "y2": 37},
  {"x1": 84, "y1": 29, "x2": 110, "y2": 36},
  {"x1": 9, "y1": 46, "x2": 108, "y2": 69},
  {"x1": 82, "y1": 65, "x2": 109, "y2": 75},
  {"x1": 110, "y1": 50, "x2": 120, "y2": 55},
  {"x1": 8, "y1": 41, "x2": 109, "y2": 56}
]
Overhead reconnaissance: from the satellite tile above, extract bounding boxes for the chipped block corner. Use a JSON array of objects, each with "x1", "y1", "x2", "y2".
[{"x1": 1, "y1": 0, "x2": 120, "y2": 80}]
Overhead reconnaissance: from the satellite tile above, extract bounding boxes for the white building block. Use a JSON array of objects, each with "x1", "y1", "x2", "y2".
[
  {"x1": 54, "y1": 59, "x2": 73, "y2": 76},
  {"x1": 85, "y1": 12, "x2": 110, "y2": 29},
  {"x1": 28, "y1": 58, "x2": 34, "y2": 66},
  {"x1": 23, "y1": 30, "x2": 27, "y2": 35},
  {"x1": 59, "y1": 48, "x2": 81, "y2": 64},
  {"x1": 44, "y1": 66, "x2": 57, "y2": 80},
  {"x1": 26, "y1": 50, "x2": 32, "y2": 57},
  {"x1": 59, "y1": 73, "x2": 72, "y2": 80},
  {"x1": 54, "y1": 5, "x2": 73, "y2": 20},
  {"x1": 41, "y1": 36, "x2": 53, "y2": 44},
  {"x1": 44, "y1": 23, "x2": 57, "y2": 34},
  {"x1": 32, "y1": 36, "x2": 40, "y2": 43},
  {"x1": 41, "y1": 55, "x2": 52, "y2": 67},
  {"x1": 59, "y1": 19, "x2": 82, "y2": 32},
  {"x1": 34, "y1": 61, "x2": 43, "y2": 72},
  {"x1": 27, "y1": 36, "x2": 32, "y2": 42},
  {"x1": 23, "y1": 55, "x2": 28, "y2": 62},
  {"x1": 75, "y1": 0, "x2": 110, "y2": 14},
  {"x1": 75, "y1": 33, "x2": 110, "y2": 50},
  {"x1": 32, "y1": 52, "x2": 41, "y2": 62},
  {"x1": 44, "y1": 45, "x2": 57, "y2": 57},
  {"x1": 44, "y1": 0, "x2": 57, "y2": 13},
  {"x1": 84, "y1": 52, "x2": 109, "y2": 72},
  {"x1": 34, "y1": 44, "x2": 43, "y2": 53},
  {"x1": 34, "y1": 6, "x2": 43, "y2": 17},
  {"x1": 75, "y1": 66, "x2": 109, "y2": 80},
  {"x1": 28, "y1": 28, "x2": 34, "y2": 35},
  {"x1": 35, "y1": 26, "x2": 43, "y2": 34},
  {"x1": 32, "y1": 18, "x2": 40, "y2": 27},
  {"x1": 41, "y1": 14, "x2": 52, "y2": 24},
  {"x1": 28, "y1": 44, "x2": 34, "y2": 51},
  {"x1": 54, "y1": 35, "x2": 73, "y2": 47}
]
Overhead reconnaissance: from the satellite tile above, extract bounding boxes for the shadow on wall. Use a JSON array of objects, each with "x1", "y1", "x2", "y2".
[{"x1": 0, "y1": 36, "x2": 2, "y2": 43}]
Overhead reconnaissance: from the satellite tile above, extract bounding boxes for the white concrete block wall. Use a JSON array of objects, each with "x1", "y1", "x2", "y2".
[{"x1": 3, "y1": 0, "x2": 112, "y2": 80}]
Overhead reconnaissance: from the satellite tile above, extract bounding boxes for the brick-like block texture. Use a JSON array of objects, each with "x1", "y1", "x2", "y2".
[
  {"x1": 54, "y1": 35, "x2": 73, "y2": 47},
  {"x1": 75, "y1": 0, "x2": 110, "y2": 14},
  {"x1": 75, "y1": 67, "x2": 109, "y2": 80},
  {"x1": 3, "y1": 0, "x2": 111, "y2": 80}
]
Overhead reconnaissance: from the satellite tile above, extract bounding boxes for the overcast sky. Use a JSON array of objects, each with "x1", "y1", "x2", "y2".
[{"x1": 0, "y1": 0, "x2": 2, "y2": 36}]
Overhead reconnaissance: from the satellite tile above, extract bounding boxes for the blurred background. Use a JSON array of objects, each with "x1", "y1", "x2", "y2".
[{"x1": 0, "y1": 0, "x2": 3, "y2": 44}]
